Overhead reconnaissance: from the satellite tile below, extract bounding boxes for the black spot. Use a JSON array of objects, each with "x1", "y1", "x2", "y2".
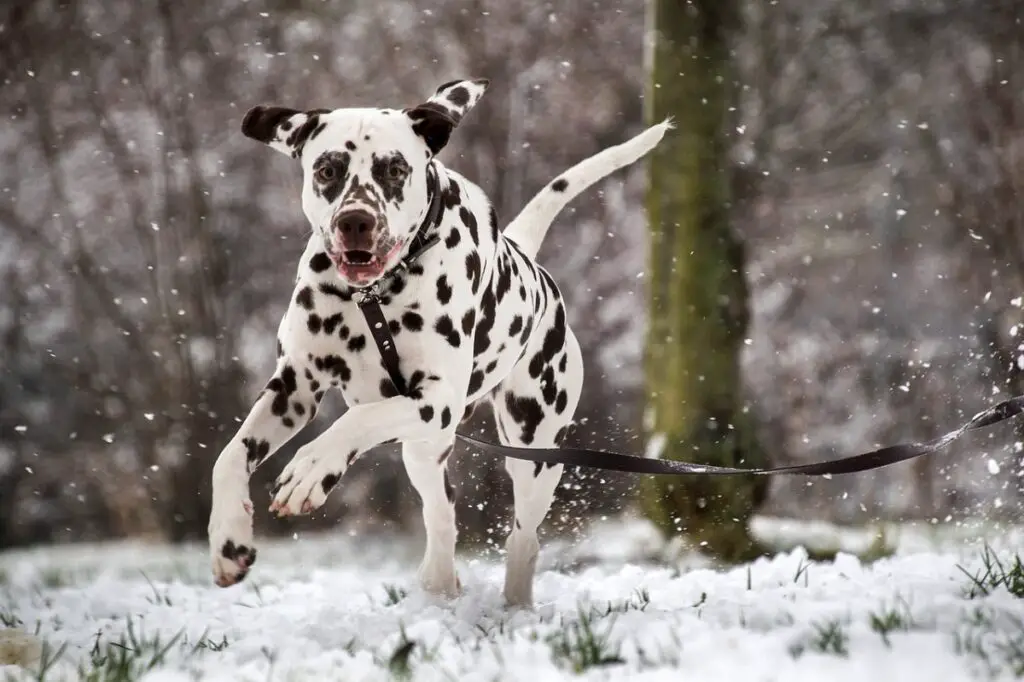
[
  {"x1": 321, "y1": 473, "x2": 339, "y2": 495},
  {"x1": 555, "y1": 390, "x2": 568, "y2": 414},
  {"x1": 307, "y1": 314, "x2": 322, "y2": 334},
  {"x1": 282, "y1": 417, "x2": 295, "y2": 428},
  {"x1": 485, "y1": 359, "x2": 498, "y2": 373},
  {"x1": 345, "y1": 140, "x2": 357, "y2": 151},
  {"x1": 461, "y1": 309, "x2": 476, "y2": 336},
  {"x1": 520, "y1": 315, "x2": 534, "y2": 346},
  {"x1": 504, "y1": 392, "x2": 544, "y2": 445},
  {"x1": 541, "y1": 305, "x2": 567, "y2": 366},
  {"x1": 293, "y1": 401, "x2": 306, "y2": 416},
  {"x1": 436, "y1": 275, "x2": 452, "y2": 304},
  {"x1": 459, "y1": 206, "x2": 479, "y2": 245},
  {"x1": 389, "y1": 319, "x2": 402, "y2": 335},
  {"x1": 310, "y1": 379, "x2": 321, "y2": 392},
  {"x1": 489, "y1": 206, "x2": 499, "y2": 243},
  {"x1": 295, "y1": 286, "x2": 314, "y2": 309},
  {"x1": 314, "y1": 354, "x2": 351, "y2": 383},
  {"x1": 220, "y1": 540, "x2": 256, "y2": 573},
  {"x1": 445, "y1": 229, "x2": 461, "y2": 249},
  {"x1": 313, "y1": 151, "x2": 351, "y2": 203},
  {"x1": 390, "y1": 276, "x2": 407, "y2": 295},
  {"x1": 346, "y1": 449, "x2": 359, "y2": 466},
  {"x1": 348, "y1": 335, "x2": 366, "y2": 352},
  {"x1": 495, "y1": 256, "x2": 513, "y2": 303},
  {"x1": 440, "y1": 407, "x2": 452, "y2": 429},
  {"x1": 266, "y1": 365, "x2": 298, "y2": 417},
  {"x1": 551, "y1": 178, "x2": 568, "y2": 192},
  {"x1": 419, "y1": 405, "x2": 435, "y2": 423},
  {"x1": 309, "y1": 252, "x2": 332, "y2": 273},
  {"x1": 380, "y1": 379, "x2": 401, "y2": 399},
  {"x1": 473, "y1": 288, "x2": 496, "y2": 358},
  {"x1": 370, "y1": 151, "x2": 410, "y2": 203},
  {"x1": 441, "y1": 179, "x2": 462, "y2": 209},
  {"x1": 434, "y1": 315, "x2": 461, "y2": 347},
  {"x1": 541, "y1": 366, "x2": 557, "y2": 405},
  {"x1": 509, "y1": 315, "x2": 523, "y2": 337},
  {"x1": 322, "y1": 313, "x2": 344, "y2": 335},
  {"x1": 447, "y1": 86, "x2": 470, "y2": 106},
  {"x1": 276, "y1": 339, "x2": 284, "y2": 357},
  {"x1": 242, "y1": 437, "x2": 270, "y2": 467},
  {"x1": 319, "y1": 282, "x2": 353, "y2": 302},
  {"x1": 406, "y1": 371, "x2": 427, "y2": 400},
  {"x1": 467, "y1": 370, "x2": 485, "y2": 395},
  {"x1": 559, "y1": 353, "x2": 568, "y2": 373}
]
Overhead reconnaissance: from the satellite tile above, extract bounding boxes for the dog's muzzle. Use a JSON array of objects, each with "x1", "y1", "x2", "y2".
[{"x1": 326, "y1": 208, "x2": 402, "y2": 285}]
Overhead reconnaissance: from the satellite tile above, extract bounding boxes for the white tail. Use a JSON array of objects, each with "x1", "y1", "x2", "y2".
[{"x1": 503, "y1": 118, "x2": 674, "y2": 259}]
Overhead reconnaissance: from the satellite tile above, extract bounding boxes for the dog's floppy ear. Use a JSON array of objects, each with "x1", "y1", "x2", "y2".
[
  {"x1": 240, "y1": 106, "x2": 331, "y2": 158},
  {"x1": 406, "y1": 79, "x2": 489, "y2": 155}
]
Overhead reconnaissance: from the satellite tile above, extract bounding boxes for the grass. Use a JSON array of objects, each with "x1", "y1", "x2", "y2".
[
  {"x1": 547, "y1": 608, "x2": 624, "y2": 673},
  {"x1": 957, "y1": 544, "x2": 1024, "y2": 599},
  {"x1": 789, "y1": 618, "x2": 849, "y2": 658},
  {"x1": 868, "y1": 597, "x2": 916, "y2": 647},
  {"x1": 382, "y1": 583, "x2": 408, "y2": 606}
]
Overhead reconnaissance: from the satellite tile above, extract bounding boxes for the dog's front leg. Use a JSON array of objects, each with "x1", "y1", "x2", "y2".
[
  {"x1": 208, "y1": 359, "x2": 321, "y2": 587},
  {"x1": 269, "y1": 377, "x2": 462, "y2": 517}
]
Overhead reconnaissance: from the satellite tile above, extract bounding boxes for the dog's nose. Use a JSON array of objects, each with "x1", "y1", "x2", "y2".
[{"x1": 333, "y1": 209, "x2": 377, "y2": 238}]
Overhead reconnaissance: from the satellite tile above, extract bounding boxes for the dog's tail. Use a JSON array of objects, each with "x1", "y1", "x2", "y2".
[{"x1": 502, "y1": 118, "x2": 674, "y2": 260}]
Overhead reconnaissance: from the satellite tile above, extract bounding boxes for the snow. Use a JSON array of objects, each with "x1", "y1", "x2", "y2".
[{"x1": 2, "y1": 518, "x2": 1024, "y2": 681}]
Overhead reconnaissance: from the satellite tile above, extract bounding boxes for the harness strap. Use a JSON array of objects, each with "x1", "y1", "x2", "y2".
[{"x1": 355, "y1": 167, "x2": 1024, "y2": 477}]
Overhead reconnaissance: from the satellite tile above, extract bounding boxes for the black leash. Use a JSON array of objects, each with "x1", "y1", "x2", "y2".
[{"x1": 356, "y1": 165, "x2": 1024, "y2": 477}]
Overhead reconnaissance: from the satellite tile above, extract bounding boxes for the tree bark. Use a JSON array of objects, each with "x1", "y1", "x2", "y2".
[{"x1": 640, "y1": 0, "x2": 769, "y2": 562}]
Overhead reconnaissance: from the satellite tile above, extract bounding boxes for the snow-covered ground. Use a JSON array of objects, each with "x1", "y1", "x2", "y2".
[{"x1": 2, "y1": 516, "x2": 1024, "y2": 681}]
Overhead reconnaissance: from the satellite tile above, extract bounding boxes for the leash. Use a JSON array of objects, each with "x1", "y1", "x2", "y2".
[{"x1": 354, "y1": 165, "x2": 1024, "y2": 477}]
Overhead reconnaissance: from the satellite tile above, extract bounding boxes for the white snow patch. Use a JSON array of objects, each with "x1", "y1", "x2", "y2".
[{"x1": 0, "y1": 523, "x2": 1022, "y2": 680}]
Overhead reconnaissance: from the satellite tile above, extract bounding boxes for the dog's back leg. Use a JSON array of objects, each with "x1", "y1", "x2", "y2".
[
  {"x1": 403, "y1": 437, "x2": 461, "y2": 597},
  {"x1": 489, "y1": 313, "x2": 584, "y2": 607}
]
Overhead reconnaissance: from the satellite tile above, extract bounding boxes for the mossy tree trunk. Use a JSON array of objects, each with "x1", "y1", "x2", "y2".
[{"x1": 640, "y1": 0, "x2": 769, "y2": 563}]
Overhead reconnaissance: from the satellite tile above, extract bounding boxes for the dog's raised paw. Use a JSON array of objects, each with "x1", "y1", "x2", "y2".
[{"x1": 269, "y1": 454, "x2": 332, "y2": 517}]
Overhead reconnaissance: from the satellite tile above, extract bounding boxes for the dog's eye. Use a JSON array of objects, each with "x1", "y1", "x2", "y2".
[
  {"x1": 315, "y1": 166, "x2": 335, "y2": 183},
  {"x1": 387, "y1": 163, "x2": 406, "y2": 180}
]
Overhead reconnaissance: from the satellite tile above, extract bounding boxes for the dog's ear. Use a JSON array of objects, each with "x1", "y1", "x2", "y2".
[
  {"x1": 406, "y1": 79, "x2": 489, "y2": 155},
  {"x1": 240, "y1": 106, "x2": 331, "y2": 158}
]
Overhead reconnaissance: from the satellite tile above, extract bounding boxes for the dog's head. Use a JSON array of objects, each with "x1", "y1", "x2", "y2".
[{"x1": 241, "y1": 79, "x2": 488, "y2": 287}]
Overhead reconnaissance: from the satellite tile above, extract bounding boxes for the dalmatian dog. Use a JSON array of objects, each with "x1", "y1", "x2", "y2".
[{"x1": 207, "y1": 77, "x2": 671, "y2": 606}]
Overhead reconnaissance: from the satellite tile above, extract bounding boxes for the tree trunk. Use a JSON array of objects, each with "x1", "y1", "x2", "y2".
[{"x1": 640, "y1": 0, "x2": 769, "y2": 563}]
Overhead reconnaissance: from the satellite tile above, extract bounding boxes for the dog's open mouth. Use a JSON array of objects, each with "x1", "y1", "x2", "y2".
[
  {"x1": 342, "y1": 250, "x2": 374, "y2": 265},
  {"x1": 329, "y1": 241, "x2": 405, "y2": 284}
]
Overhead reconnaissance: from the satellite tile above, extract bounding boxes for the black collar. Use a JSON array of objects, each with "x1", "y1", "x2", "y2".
[{"x1": 352, "y1": 162, "x2": 444, "y2": 304}]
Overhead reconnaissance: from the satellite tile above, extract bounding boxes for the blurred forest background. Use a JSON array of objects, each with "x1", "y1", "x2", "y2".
[{"x1": 1, "y1": 0, "x2": 1022, "y2": 552}]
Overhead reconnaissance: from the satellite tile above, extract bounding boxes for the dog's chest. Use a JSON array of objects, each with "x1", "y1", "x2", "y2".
[{"x1": 277, "y1": 272, "x2": 444, "y2": 406}]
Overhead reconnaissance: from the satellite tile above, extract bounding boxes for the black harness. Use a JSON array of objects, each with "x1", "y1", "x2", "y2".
[{"x1": 354, "y1": 163, "x2": 1024, "y2": 477}]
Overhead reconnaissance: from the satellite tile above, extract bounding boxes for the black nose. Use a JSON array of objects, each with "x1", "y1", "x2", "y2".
[{"x1": 334, "y1": 209, "x2": 377, "y2": 237}]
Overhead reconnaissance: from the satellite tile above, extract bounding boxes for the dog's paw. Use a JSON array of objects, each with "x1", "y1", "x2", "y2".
[
  {"x1": 269, "y1": 453, "x2": 334, "y2": 517},
  {"x1": 417, "y1": 561, "x2": 462, "y2": 599},
  {"x1": 208, "y1": 499, "x2": 257, "y2": 588}
]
